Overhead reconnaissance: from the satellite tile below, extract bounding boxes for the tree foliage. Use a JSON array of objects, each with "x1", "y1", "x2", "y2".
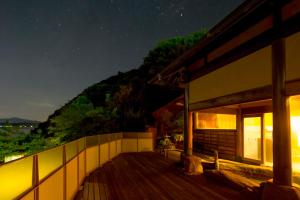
[
  {"x1": 36, "y1": 30, "x2": 207, "y2": 143},
  {"x1": 0, "y1": 125, "x2": 51, "y2": 162}
]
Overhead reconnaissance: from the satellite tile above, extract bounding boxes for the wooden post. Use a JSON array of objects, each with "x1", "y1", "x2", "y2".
[
  {"x1": 32, "y1": 155, "x2": 39, "y2": 200},
  {"x1": 63, "y1": 145, "x2": 67, "y2": 200},
  {"x1": 184, "y1": 84, "x2": 192, "y2": 156},
  {"x1": 272, "y1": 38, "x2": 292, "y2": 186},
  {"x1": 98, "y1": 135, "x2": 101, "y2": 167},
  {"x1": 188, "y1": 111, "x2": 193, "y2": 154},
  {"x1": 84, "y1": 137, "x2": 87, "y2": 177},
  {"x1": 77, "y1": 140, "x2": 80, "y2": 189},
  {"x1": 236, "y1": 107, "x2": 243, "y2": 159}
]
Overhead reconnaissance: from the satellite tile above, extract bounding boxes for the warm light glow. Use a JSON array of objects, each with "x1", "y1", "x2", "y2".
[
  {"x1": 0, "y1": 156, "x2": 33, "y2": 200},
  {"x1": 39, "y1": 146, "x2": 63, "y2": 181},
  {"x1": 243, "y1": 117, "x2": 261, "y2": 160},
  {"x1": 196, "y1": 113, "x2": 236, "y2": 129},
  {"x1": 291, "y1": 116, "x2": 300, "y2": 147},
  {"x1": 290, "y1": 95, "x2": 300, "y2": 173},
  {"x1": 263, "y1": 113, "x2": 273, "y2": 166},
  {"x1": 4, "y1": 154, "x2": 24, "y2": 163}
]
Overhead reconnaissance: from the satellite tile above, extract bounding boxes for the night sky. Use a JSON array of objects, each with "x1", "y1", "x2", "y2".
[{"x1": 0, "y1": 0, "x2": 243, "y2": 121}]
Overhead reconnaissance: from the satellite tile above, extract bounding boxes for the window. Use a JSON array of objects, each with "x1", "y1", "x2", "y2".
[
  {"x1": 290, "y1": 95, "x2": 300, "y2": 173},
  {"x1": 195, "y1": 113, "x2": 236, "y2": 130}
]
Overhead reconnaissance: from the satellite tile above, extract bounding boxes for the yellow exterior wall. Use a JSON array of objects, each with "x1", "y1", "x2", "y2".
[
  {"x1": 39, "y1": 168, "x2": 64, "y2": 200},
  {"x1": 20, "y1": 191, "x2": 34, "y2": 200},
  {"x1": 0, "y1": 156, "x2": 33, "y2": 200},
  {"x1": 100, "y1": 143, "x2": 109, "y2": 166},
  {"x1": 66, "y1": 157, "x2": 78, "y2": 200},
  {"x1": 117, "y1": 139, "x2": 122, "y2": 155},
  {"x1": 189, "y1": 46, "x2": 272, "y2": 104},
  {"x1": 86, "y1": 146, "x2": 99, "y2": 175},
  {"x1": 122, "y1": 139, "x2": 138, "y2": 152},
  {"x1": 286, "y1": 32, "x2": 300, "y2": 81},
  {"x1": 109, "y1": 141, "x2": 117, "y2": 159},
  {"x1": 78, "y1": 151, "x2": 85, "y2": 185},
  {"x1": 138, "y1": 139, "x2": 153, "y2": 152}
]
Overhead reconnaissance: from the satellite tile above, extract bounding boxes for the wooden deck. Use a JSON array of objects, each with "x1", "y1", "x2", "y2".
[{"x1": 75, "y1": 152, "x2": 245, "y2": 200}]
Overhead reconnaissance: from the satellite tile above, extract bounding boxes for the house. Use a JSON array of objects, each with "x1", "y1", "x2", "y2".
[{"x1": 151, "y1": 0, "x2": 300, "y2": 198}]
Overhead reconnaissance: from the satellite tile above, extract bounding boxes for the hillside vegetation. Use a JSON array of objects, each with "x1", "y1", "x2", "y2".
[{"x1": 0, "y1": 30, "x2": 206, "y2": 161}]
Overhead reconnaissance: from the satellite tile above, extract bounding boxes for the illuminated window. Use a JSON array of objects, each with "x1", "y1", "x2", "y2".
[
  {"x1": 195, "y1": 113, "x2": 236, "y2": 130},
  {"x1": 289, "y1": 95, "x2": 300, "y2": 173}
]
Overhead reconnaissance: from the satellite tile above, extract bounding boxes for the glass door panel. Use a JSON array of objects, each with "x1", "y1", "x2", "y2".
[
  {"x1": 243, "y1": 117, "x2": 262, "y2": 161},
  {"x1": 263, "y1": 113, "x2": 273, "y2": 166}
]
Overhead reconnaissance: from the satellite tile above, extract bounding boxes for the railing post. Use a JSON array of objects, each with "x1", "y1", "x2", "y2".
[
  {"x1": 63, "y1": 145, "x2": 66, "y2": 200},
  {"x1": 77, "y1": 140, "x2": 80, "y2": 189},
  {"x1": 98, "y1": 135, "x2": 101, "y2": 167},
  {"x1": 32, "y1": 154, "x2": 39, "y2": 200},
  {"x1": 137, "y1": 134, "x2": 139, "y2": 152},
  {"x1": 84, "y1": 137, "x2": 87, "y2": 177},
  {"x1": 108, "y1": 135, "x2": 111, "y2": 161},
  {"x1": 115, "y1": 136, "x2": 118, "y2": 156}
]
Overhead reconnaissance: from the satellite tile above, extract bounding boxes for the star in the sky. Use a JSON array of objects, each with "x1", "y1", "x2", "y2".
[{"x1": 0, "y1": 0, "x2": 244, "y2": 120}]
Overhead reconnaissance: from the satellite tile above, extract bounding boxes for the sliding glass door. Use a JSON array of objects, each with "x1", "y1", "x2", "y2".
[{"x1": 243, "y1": 116, "x2": 262, "y2": 161}]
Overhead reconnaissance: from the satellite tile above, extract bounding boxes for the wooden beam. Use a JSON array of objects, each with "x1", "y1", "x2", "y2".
[
  {"x1": 188, "y1": 78, "x2": 300, "y2": 112},
  {"x1": 189, "y1": 86, "x2": 272, "y2": 111}
]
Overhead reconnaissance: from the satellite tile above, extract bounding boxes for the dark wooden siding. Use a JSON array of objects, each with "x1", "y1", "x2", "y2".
[{"x1": 193, "y1": 129, "x2": 237, "y2": 160}]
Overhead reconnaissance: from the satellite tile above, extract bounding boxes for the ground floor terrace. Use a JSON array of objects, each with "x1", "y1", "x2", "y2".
[{"x1": 75, "y1": 152, "x2": 252, "y2": 200}]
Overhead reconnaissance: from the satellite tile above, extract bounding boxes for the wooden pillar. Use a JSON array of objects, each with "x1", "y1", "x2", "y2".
[
  {"x1": 271, "y1": 0, "x2": 292, "y2": 186},
  {"x1": 272, "y1": 38, "x2": 292, "y2": 186},
  {"x1": 184, "y1": 84, "x2": 193, "y2": 156}
]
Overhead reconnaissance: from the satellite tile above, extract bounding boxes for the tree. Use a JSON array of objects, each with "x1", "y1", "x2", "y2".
[
  {"x1": 48, "y1": 95, "x2": 95, "y2": 142},
  {"x1": 39, "y1": 30, "x2": 207, "y2": 142}
]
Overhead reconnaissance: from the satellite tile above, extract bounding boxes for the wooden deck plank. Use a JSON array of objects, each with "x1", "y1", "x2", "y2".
[
  {"x1": 83, "y1": 178, "x2": 89, "y2": 200},
  {"x1": 87, "y1": 176, "x2": 94, "y2": 200},
  {"x1": 93, "y1": 173, "x2": 101, "y2": 200},
  {"x1": 133, "y1": 154, "x2": 228, "y2": 200},
  {"x1": 77, "y1": 152, "x2": 244, "y2": 200}
]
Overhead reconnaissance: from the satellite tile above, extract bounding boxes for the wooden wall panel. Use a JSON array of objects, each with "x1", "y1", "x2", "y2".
[{"x1": 193, "y1": 129, "x2": 237, "y2": 160}]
